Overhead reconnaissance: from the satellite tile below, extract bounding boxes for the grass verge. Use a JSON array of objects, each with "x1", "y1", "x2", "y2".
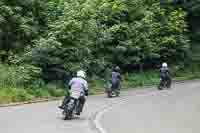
[{"x1": 1, "y1": 70, "x2": 200, "y2": 104}]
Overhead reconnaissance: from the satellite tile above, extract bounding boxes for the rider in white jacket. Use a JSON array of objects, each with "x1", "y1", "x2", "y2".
[
  {"x1": 59, "y1": 70, "x2": 88, "y2": 115},
  {"x1": 69, "y1": 70, "x2": 88, "y2": 98}
]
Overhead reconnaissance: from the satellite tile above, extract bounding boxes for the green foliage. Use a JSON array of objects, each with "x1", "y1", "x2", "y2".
[
  {"x1": 0, "y1": 0, "x2": 48, "y2": 63},
  {"x1": 123, "y1": 71, "x2": 159, "y2": 88},
  {"x1": 23, "y1": 0, "x2": 190, "y2": 77},
  {"x1": 182, "y1": 0, "x2": 200, "y2": 69},
  {"x1": 183, "y1": 0, "x2": 200, "y2": 16},
  {"x1": 17, "y1": 65, "x2": 42, "y2": 87},
  {"x1": 88, "y1": 78, "x2": 105, "y2": 95},
  {"x1": 27, "y1": 88, "x2": 50, "y2": 98},
  {"x1": 0, "y1": 0, "x2": 195, "y2": 104},
  {"x1": 48, "y1": 88, "x2": 65, "y2": 97},
  {"x1": 0, "y1": 64, "x2": 63, "y2": 103},
  {"x1": 0, "y1": 88, "x2": 33, "y2": 104},
  {"x1": 0, "y1": 0, "x2": 193, "y2": 71},
  {"x1": 0, "y1": 64, "x2": 20, "y2": 88},
  {"x1": 0, "y1": 64, "x2": 41, "y2": 88}
]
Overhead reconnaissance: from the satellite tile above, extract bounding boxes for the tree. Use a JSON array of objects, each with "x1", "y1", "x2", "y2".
[
  {"x1": 23, "y1": 0, "x2": 190, "y2": 77},
  {"x1": 0, "y1": 0, "x2": 48, "y2": 63}
]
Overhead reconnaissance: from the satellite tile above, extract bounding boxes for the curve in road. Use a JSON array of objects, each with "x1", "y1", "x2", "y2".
[
  {"x1": 0, "y1": 81, "x2": 199, "y2": 133},
  {"x1": 98, "y1": 81, "x2": 200, "y2": 133}
]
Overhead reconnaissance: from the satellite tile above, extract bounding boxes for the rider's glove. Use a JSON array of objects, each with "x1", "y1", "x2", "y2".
[
  {"x1": 85, "y1": 90, "x2": 88, "y2": 96},
  {"x1": 68, "y1": 85, "x2": 71, "y2": 90}
]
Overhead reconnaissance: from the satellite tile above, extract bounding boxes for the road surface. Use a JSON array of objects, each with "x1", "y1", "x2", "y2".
[
  {"x1": 100, "y1": 81, "x2": 200, "y2": 133},
  {"x1": 0, "y1": 81, "x2": 200, "y2": 133}
]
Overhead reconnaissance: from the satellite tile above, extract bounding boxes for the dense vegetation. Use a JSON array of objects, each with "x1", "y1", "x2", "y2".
[{"x1": 0, "y1": 0, "x2": 199, "y2": 103}]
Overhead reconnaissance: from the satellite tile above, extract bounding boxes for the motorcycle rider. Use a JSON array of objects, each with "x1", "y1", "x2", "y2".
[
  {"x1": 159, "y1": 62, "x2": 171, "y2": 89},
  {"x1": 111, "y1": 66, "x2": 122, "y2": 93},
  {"x1": 59, "y1": 70, "x2": 88, "y2": 115}
]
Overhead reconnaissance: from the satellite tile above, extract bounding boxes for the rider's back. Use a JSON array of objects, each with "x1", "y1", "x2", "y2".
[
  {"x1": 111, "y1": 71, "x2": 121, "y2": 84},
  {"x1": 160, "y1": 67, "x2": 169, "y2": 78},
  {"x1": 69, "y1": 77, "x2": 88, "y2": 95}
]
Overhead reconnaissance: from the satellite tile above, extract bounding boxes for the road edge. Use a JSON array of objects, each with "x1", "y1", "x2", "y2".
[
  {"x1": 0, "y1": 79, "x2": 199, "y2": 108},
  {"x1": 0, "y1": 97, "x2": 63, "y2": 107}
]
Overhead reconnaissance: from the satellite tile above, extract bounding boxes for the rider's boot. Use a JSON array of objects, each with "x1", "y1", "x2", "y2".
[{"x1": 58, "y1": 96, "x2": 69, "y2": 109}]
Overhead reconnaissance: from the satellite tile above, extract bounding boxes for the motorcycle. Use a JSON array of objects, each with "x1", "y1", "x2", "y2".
[
  {"x1": 158, "y1": 78, "x2": 171, "y2": 90},
  {"x1": 105, "y1": 82, "x2": 120, "y2": 98},
  {"x1": 62, "y1": 91, "x2": 81, "y2": 120}
]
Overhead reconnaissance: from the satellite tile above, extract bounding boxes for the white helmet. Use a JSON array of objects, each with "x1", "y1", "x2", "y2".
[
  {"x1": 162, "y1": 62, "x2": 168, "y2": 67},
  {"x1": 77, "y1": 70, "x2": 86, "y2": 78}
]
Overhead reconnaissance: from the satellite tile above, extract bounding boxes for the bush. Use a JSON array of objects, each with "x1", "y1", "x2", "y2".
[
  {"x1": 20, "y1": 0, "x2": 190, "y2": 78},
  {"x1": 0, "y1": 88, "x2": 33, "y2": 104},
  {"x1": 88, "y1": 78, "x2": 105, "y2": 95},
  {"x1": 27, "y1": 88, "x2": 50, "y2": 98},
  {"x1": 0, "y1": 65, "x2": 20, "y2": 88},
  {"x1": 0, "y1": 0, "x2": 196, "y2": 104},
  {"x1": 123, "y1": 71, "x2": 160, "y2": 88},
  {"x1": 48, "y1": 88, "x2": 65, "y2": 97}
]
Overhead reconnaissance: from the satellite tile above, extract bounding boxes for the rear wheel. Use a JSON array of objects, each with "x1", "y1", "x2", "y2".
[
  {"x1": 64, "y1": 110, "x2": 72, "y2": 120},
  {"x1": 115, "y1": 89, "x2": 120, "y2": 97},
  {"x1": 106, "y1": 88, "x2": 112, "y2": 98},
  {"x1": 166, "y1": 79, "x2": 171, "y2": 89},
  {"x1": 107, "y1": 91, "x2": 112, "y2": 98},
  {"x1": 116, "y1": 92, "x2": 120, "y2": 97},
  {"x1": 158, "y1": 80, "x2": 164, "y2": 90},
  {"x1": 63, "y1": 99, "x2": 75, "y2": 120}
]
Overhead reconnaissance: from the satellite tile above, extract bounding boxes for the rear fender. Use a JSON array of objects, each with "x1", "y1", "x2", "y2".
[{"x1": 67, "y1": 98, "x2": 76, "y2": 111}]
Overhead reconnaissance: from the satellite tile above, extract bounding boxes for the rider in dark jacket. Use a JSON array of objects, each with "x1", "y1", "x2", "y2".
[
  {"x1": 111, "y1": 66, "x2": 121, "y2": 91},
  {"x1": 159, "y1": 62, "x2": 171, "y2": 88}
]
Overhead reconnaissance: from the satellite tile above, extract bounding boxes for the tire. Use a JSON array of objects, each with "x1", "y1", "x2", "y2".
[
  {"x1": 106, "y1": 88, "x2": 112, "y2": 98},
  {"x1": 116, "y1": 92, "x2": 119, "y2": 97},
  {"x1": 63, "y1": 99, "x2": 75, "y2": 120},
  {"x1": 115, "y1": 90, "x2": 120, "y2": 97},
  {"x1": 158, "y1": 84, "x2": 162, "y2": 90},
  {"x1": 166, "y1": 79, "x2": 171, "y2": 89},
  {"x1": 64, "y1": 110, "x2": 72, "y2": 120},
  {"x1": 107, "y1": 91, "x2": 112, "y2": 98},
  {"x1": 158, "y1": 79, "x2": 164, "y2": 90}
]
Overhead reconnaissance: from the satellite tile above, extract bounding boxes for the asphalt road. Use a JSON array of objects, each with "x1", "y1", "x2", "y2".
[
  {"x1": 0, "y1": 92, "x2": 123, "y2": 133},
  {"x1": 0, "y1": 81, "x2": 200, "y2": 133},
  {"x1": 100, "y1": 81, "x2": 200, "y2": 133}
]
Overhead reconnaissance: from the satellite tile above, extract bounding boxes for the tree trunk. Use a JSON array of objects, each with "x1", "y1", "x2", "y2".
[{"x1": 139, "y1": 63, "x2": 143, "y2": 73}]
